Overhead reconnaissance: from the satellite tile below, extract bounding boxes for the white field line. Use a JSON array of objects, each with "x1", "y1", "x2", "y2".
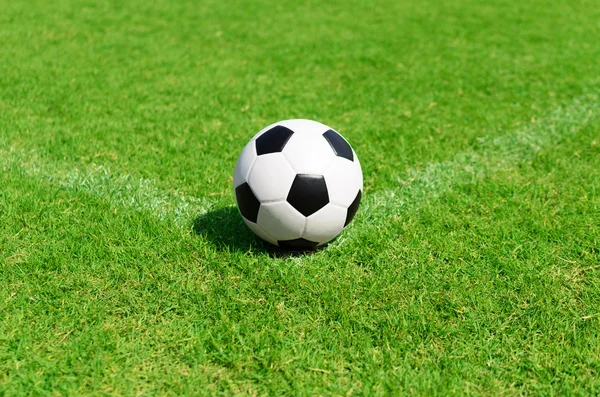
[
  {"x1": 1, "y1": 95, "x2": 598, "y2": 231},
  {"x1": 0, "y1": 150, "x2": 213, "y2": 226},
  {"x1": 360, "y1": 95, "x2": 599, "y2": 221}
]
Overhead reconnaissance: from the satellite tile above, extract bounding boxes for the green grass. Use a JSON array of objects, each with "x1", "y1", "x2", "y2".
[{"x1": 1, "y1": 0, "x2": 599, "y2": 395}]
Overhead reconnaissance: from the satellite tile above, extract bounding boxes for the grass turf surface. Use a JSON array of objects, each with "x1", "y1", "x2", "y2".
[{"x1": 1, "y1": 0, "x2": 600, "y2": 395}]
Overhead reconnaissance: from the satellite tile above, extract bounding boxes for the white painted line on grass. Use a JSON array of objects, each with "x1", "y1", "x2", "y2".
[
  {"x1": 364, "y1": 95, "x2": 599, "y2": 219},
  {"x1": 1, "y1": 95, "x2": 597, "y2": 233},
  {"x1": 0, "y1": 149, "x2": 213, "y2": 226}
]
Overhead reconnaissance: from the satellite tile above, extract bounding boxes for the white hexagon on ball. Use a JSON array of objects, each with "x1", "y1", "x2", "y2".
[
  {"x1": 233, "y1": 119, "x2": 363, "y2": 250},
  {"x1": 233, "y1": 143, "x2": 257, "y2": 188},
  {"x1": 283, "y1": 131, "x2": 335, "y2": 175},
  {"x1": 248, "y1": 154, "x2": 296, "y2": 202}
]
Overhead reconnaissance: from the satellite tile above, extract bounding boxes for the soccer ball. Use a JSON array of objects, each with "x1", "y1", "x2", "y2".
[{"x1": 233, "y1": 119, "x2": 363, "y2": 250}]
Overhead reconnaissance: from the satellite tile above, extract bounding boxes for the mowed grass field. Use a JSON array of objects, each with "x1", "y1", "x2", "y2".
[{"x1": 1, "y1": 0, "x2": 600, "y2": 394}]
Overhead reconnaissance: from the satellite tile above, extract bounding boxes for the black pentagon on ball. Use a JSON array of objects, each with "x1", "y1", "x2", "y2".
[
  {"x1": 256, "y1": 125, "x2": 294, "y2": 155},
  {"x1": 286, "y1": 174, "x2": 329, "y2": 217},
  {"x1": 344, "y1": 190, "x2": 362, "y2": 226},
  {"x1": 323, "y1": 129, "x2": 354, "y2": 161},
  {"x1": 235, "y1": 182, "x2": 260, "y2": 223},
  {"x1": 278, "y1": 238, "x2": 319, "y2": 250}
]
